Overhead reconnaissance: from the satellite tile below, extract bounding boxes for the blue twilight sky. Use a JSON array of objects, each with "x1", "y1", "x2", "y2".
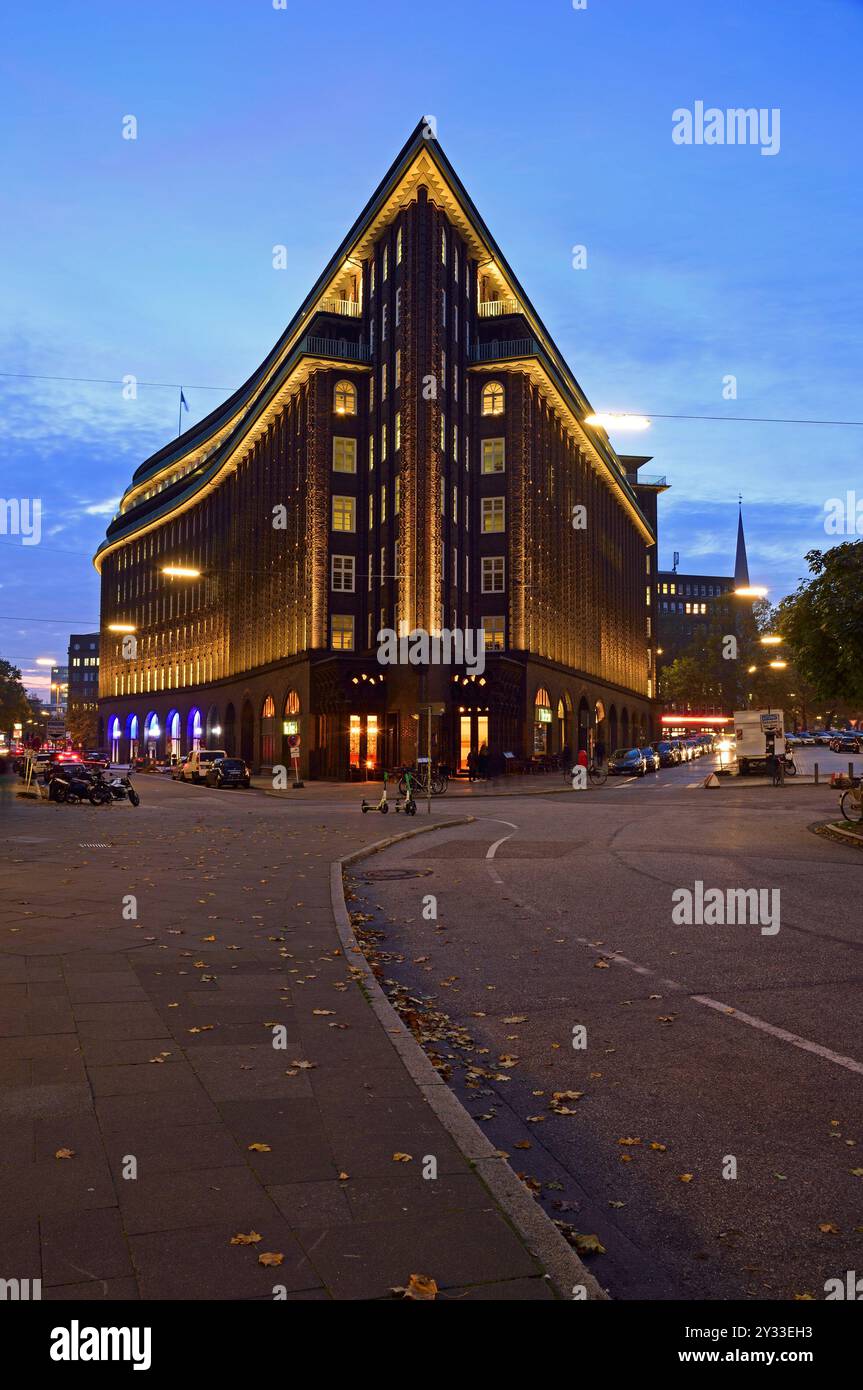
[{"x1": 1, "y1": 0, "x2": 861, "y2": 694}]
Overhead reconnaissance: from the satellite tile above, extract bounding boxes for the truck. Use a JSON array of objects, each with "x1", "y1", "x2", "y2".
[{"x1": 734, "y1": 710, "x2": 785, "y2": 776}]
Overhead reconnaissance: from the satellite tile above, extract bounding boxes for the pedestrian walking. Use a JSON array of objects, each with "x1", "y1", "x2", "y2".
[
  {"x1": 595, "y1": 740, "x2": 606, "y2": 766},
  {"x1": 477, "y1": 743, "x2": 489, "y2": 781},
  {"x1": 466, "y1": 748, "x2": 477, "y2": 782}
]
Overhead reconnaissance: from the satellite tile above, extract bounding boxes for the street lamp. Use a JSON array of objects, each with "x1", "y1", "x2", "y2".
[
  {"x1": 107, "y1": 622, "x2": 136, "y2": 633},
  {"x1": 162, "y1": 565, "x2": 201, "y2": 579},
  {"x1": 734, "y1": 585, "x2": 768, "y2": 598},
  {"x1": 759, "y1": 635, "x2": 783, "y2": 646}
]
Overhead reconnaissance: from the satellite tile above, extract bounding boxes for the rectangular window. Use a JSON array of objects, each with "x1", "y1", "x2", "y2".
[
  {"x1": 464, "y1": 553, "x2": 469, "y2": 590},
  {"x1": 333, "y1": 437, "x2": 357, "y2": 472},
  {"x1": 482, "y1": 615, "x2": 505, "y2": 651},
  {"x1": 368, "y1": 436, "x2": 375, "y2": 471},
  {"x1": 452, "y1": 547, "x2": 458, "y2": 585},
  {"x1": 395, "y1": 411, "x2": 401, "y2": 452},
  {"x1": 481, "y1": 496, "x2": 505, "y2": 532},
  {"x1": 441, "y1": 227, "x2": 446, "y2": 264},
  {"x1": 382, "y1": 246, "x2": 388, "y2": 281},
  {"x1": 331, "y1": 614, "x2": 354, "y2": 650},
  {"x1": 440, "y1": 414, "x2": 446, "y2": 450},
  {"x1": 395, "y1": 474, "x2": 401, "y2": 513},
  {"x1": 440, "y1": 477, "x2": 445, "y2": 514},
  {"x1": 380, "y1": 483, "x2": 387, "y2": 524},
  {"x1": 368, "y1": 493, "x2": 374, "y2": 531},
  {"x1": 331, "y1": 555, "x2": 355, "y2": 592},
  {"x1": 454, "y1": 304, "x2": 458, "y2": 340},
  {"x1": 482, "y1": 438, "x2": 505, "y2": 473},
  {"x1": 380, "y1": 545, "x2": 386, "y2": 583},
  {"x1": 452, "y1": 484, "x2": 458, "y2": 522},
  {"x1": 396, "y1": 226, "x2": 403, "y2": 264},
  {"x1": 381, "y1": 424, "x2": 387, "y2": 462},
  {"x1": 454, "y1": 247, "x2": 459, "y2": 281},
  {"x1": 395, "y1": 287, "x2": 401, "y2": 327},
  {"x1": 453, "y1": 424, "x2": 458, "y2": 458},
  {"x1": 442, "y1": 289, "x2": 446, "y2": 326},
  {"x1": 370, "y1": 261, "x2": 376, "y2": 295},
  {"x1": 381, "y1": 363, "x2": 388, "y2": 400},
  {"x1": 482, "y1": 556, "x2": 505, "y2": 592},
  {"x1": 332, "y1": 495, "x2": 355, "y2": 532},
  {"x1": 382, "y1": 303, "x2": 388, "y2": 341},
  {"x1": 395, "y1": 348, "x2": 401, "y2": 387}
]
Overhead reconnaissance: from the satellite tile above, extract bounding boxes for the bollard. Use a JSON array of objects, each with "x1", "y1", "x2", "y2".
[{"x1": 814, "y1": 762, "x2": 819, "y2": 785}]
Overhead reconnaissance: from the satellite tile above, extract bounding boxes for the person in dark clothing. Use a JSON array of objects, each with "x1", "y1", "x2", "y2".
[
  {"x1": 560, "y1": 744, "x2": 572, "y2": 773},
  {"x1": 477, "y1": 743, "x2": 489, "y2": 781},
  {"x1": 466, "y1": 749, "x2": 477, "y2": 782},
  {"x1": 595, "y1": 741, "x2": 606, "y2": 766}
]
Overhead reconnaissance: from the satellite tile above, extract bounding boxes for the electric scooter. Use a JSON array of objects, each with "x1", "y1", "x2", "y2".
[
  {"x1": 362, "y1": 770, "x2": 391, "y2": 814},
  {"x1": 396, "y1": 768, "x2": 417, "y2": 816}
]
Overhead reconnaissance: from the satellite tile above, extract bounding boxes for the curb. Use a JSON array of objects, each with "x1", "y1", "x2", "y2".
[
  {"x1": 811, "y1": 820, "x2": 863, "y2": 849},
  {"x1": 329, "y1": 817, "x2": 608, "y2": 1302}
]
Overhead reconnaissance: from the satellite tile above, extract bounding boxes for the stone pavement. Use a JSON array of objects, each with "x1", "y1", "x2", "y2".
[{"x1": 0, "y1": 787, "x2": 570, "y2": 1301}]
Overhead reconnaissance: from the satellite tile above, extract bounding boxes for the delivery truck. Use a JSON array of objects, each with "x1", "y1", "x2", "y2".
[{"x1": 734, "y1": 709, "x2": 785, "y2": 776}]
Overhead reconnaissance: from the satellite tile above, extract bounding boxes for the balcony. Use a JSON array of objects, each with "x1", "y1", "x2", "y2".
[
  {"x1": 301, "y1": 335, "x2": 370, "y2": 362},
  {"x1": 317, "y1": 298, "x2": 362, "y2": 318},
  {"x1": 469, "y1": 338, "x2": 539, "y2": 364},
  {"x1": 477, "y1": 297, "x2": 521, "y2": 319}
]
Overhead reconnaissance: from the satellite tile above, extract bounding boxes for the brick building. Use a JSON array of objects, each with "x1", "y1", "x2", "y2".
[{"x1": 95, "y1": 120, "x2": 659, "y2": 777}]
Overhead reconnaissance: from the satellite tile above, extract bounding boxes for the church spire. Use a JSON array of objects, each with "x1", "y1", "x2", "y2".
[{"x1": 734, "y1": 496, "x2": 750, "y2": 587}]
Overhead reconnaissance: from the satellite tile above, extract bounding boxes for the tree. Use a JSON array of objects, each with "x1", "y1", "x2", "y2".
[
  {"x1": 67, "y1": 705, "x2": 100, "y2": 750},
  {"x1": 0, "y1": 656, "x2": 35, "y2": 738},
  {"x1": 776, "y1": 542, "x2": 863, "y2": 716}
]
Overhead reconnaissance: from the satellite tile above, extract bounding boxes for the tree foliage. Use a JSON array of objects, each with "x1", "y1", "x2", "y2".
[{"x1": 0, "y1": 656, "x2": 34, "y2": 736}]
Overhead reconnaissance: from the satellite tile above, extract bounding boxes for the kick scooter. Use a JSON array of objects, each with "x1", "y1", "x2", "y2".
[{"x1": 362, "y1": 770, "x2": 391, "y2": 814}]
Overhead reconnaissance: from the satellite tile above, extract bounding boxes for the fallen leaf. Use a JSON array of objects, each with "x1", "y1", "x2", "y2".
[
  {"x1": 230, "y1": 1231, "x2": 262, "y2": 1246},
  {"x1": 678, "y1": 1173, "x2": 694, "y2": 1183},
  {"x1": 258, "y1": 1252, "x2": 284, "y2": 1267},
  {"x1": 54, "y1": 1148, "x2": 75, "y2": 1160},
  {"x1": 247, "y1": 1143, "x2": 271, "y2": 1153},
  {"x1": 391, "y1": 1273, "x2": 438, "y2": 1300},
  {"x1": 392, "y1": 1152, "x2": 413, "y2": 1163}
]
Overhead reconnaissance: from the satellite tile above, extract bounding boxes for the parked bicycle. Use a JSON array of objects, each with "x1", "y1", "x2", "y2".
[
  {"x1": 562, "y1": 758, "x2": 607, "y2": 786},
  {"x1": 397, "y1": 764, "x2": 448, "y2": 796},
  {"x1": 840, "y1": 781, "x2": 862, "y2": 823}
]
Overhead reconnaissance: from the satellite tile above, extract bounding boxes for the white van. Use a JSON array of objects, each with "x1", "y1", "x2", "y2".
[
  {"x1": 175, "y1": 749, "x2": 228, "y2": 784},
  {"x1": 734, "y1": 711, "x2": 785, "y2": 776}
]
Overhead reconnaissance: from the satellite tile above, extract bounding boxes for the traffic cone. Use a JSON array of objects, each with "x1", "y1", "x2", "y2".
[{"x1": 703, "y1": 772, "x2": 721, "y2": 788}]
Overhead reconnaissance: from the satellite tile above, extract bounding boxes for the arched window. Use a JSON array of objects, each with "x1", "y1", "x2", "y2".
[
  {"x1": 533, "y1": 687, "x2": 552, "y2": 755},
  {"x1": 481, "y1": 381, "x2": 505, "y2": 417},
  {"x1": 261, "y1": 696, "x2": 276, "y2": 766},
  {"x1": 334, "y1": 380, "x2": 357, "y2": 416},
  {"x1": 285, "y1": 690, "x2": 300, "y2": 716}
]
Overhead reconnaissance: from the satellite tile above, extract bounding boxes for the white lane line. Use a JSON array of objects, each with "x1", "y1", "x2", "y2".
[
  {"x1": 485, "y1": 819, "x2": 519, "y2": 885},
  {"x1": 692, "y1": 995, "x2": 863, "y2": 1076}
]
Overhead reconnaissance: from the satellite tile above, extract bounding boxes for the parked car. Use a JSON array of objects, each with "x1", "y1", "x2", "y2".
[
  {"x1": 204, "y1": 757, "x2": 251, "y2": 789},
  {"x1": 640, "y1": 746, "x2": 659, "y2": 773},
  {"x1": 656, "y1": 741, "x2": 679, "y2": 767},
  {"x1": 830, "y1": 732, "x2": 862, "y2": 753},
  {"x1": 609, "y1": 747, "x2": 646, "y2": 777},
  {"x1": 176, "y1": 749, "x2": 228, "y2": 784},
  {"x1": 814, "y1": 729, "x2": 838, "y2": 745}
]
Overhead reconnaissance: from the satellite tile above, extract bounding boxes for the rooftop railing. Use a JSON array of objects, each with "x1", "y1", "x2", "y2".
[
  {"x1": 317, "y1": 298, "x2": 363, "y2": 318},
  {"x1": 469, "y1": 338, "x2": 539, "y2": 363},
  {"x1": 302, "y1": 335, "x2": 371, "y2": 362}
]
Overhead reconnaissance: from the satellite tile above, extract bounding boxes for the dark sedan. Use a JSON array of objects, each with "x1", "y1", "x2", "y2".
[
  {"x1": 204, "y1": 757, "x2": 251, "y2": 789},
  {"x1": 609, "y1": 747, "x2": 646, "y2": 777},
  {"x1": 656, "y1": 741, "x2": 679, "y2": 767}
]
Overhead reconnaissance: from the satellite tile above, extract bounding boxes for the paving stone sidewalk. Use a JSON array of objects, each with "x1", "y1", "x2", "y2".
[{"x1": 0, "y1": 791, "x2": 556, "y2": 1301}]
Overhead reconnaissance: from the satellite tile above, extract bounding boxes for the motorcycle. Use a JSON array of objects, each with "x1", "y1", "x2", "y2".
[
  {"x1": 98, "y1": 770, "x2": 140, "y2": 807},
  {"x1": 48, "y1": 766, "x2": 107, "y2": 806}
]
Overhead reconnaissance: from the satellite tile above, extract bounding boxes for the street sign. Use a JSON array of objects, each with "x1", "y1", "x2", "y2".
[{"x1": 288, "y1": 733, "x2": 300, "y2": 749}]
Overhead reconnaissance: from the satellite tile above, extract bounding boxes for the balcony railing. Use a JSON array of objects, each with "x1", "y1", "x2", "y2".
[
  {"x1": 302, "y1": 335, "x2": 370, "y2": 362},
  {"x1": 477, "y1": 298, "x2": 521, "y2": 318},
  {"x1": 635, "y1": 475, "x2": 667, "y2": 487},
  {"x1": 317, "y1": 298, "x2": 362, "y2": 318},
  {"x1": 469, "y1": 338, "x2": 539, "y2": 363}
]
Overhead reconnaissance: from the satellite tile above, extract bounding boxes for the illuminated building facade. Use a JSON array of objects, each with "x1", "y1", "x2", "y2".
[{"x1": 96, "y1": 121, "x2": 658, "y2": 777}]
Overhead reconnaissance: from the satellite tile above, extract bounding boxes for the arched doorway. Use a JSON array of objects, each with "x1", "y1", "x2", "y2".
[
  {"x1": 143, "y1": 711, "x2": 161, "y2": 760},
  {"x1": 608, "y1": 705, "x2": 618, "y2": 753},
  {"x1": 283, "y1": 690, "x2": 301, "y2": 766},
  {"x1": 240, "y1": 700, "x2": 254, "y2": 766},
  {"x1": 224, "y1": 704, "x2": 236, "y2": 756},
  {"x1": 167, "y1": 710, "x2": 181, "y2": 761},
  {"x1": 126, "y1": 712, "x2": 140, "y2": 762},
  {"x1": 206, "y1": 706, "x2": 222, "y2": 746},
  {"x1": 594, "y1": 700, "x2": 607, "y2": 761},
  {"x1": 260, "y1": 696, "x2": 276, "y2": 766},
  {"x1": 577, "y1": 695, "x2": 590, "y2": 754},
  {"x1": 187, "y1": 707, "x2": 203, "y2": 752},
  {"x1": 108, "y1": 716, "x2": 121, "y2": 763},
  {"x1": 533, "y1": 687, "x2": 552, "y2": 755}
]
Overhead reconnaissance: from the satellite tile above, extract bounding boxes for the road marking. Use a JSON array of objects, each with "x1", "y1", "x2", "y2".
[
  {"x1": 483, "y1": 819, "x2": 519, "y2": 884},
  {"x1": 692, "y1": 995, "x2": 863, "y2": 1076}
]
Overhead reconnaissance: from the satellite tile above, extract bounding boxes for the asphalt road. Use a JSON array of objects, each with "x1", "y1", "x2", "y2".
[{"x1": 348, "y1": 765, "x2": 863, "y2": 1300}]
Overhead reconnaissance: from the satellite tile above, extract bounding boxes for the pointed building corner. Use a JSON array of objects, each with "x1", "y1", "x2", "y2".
[{"x1": 734, "y1": 500, "x2": 750, "y2": 588}]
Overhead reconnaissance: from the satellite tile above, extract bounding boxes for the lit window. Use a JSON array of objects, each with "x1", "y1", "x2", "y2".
[
  {"x1": 368, "y1": 436, "x2": 375, "y2": 471},
  {"x1": 453, "y1": 547, "x2": 458, "y2": 584},
  {"x1": 441, "y1": 228, "x2": 446, "y2": 264},
  {"x1": 482, "y1": 615, "x2": 505, "y2": 651},
  {"x1": 395, "y1": 411, "x2": 401, "y2": 452},
  {"x1": 332, "y1": 496, "x2": 355, "y2": 532},
  {"x1": 482, "y1": 556, "x2": 505, "y2": 593},
  {"x1": 333, "y1": 437, "x2": 357, "y2": 473},
  {"x1": 381, "y1": 424, "x2": 387, "y2": 462},
  {"x1": 380, "y1": 483, "x2": 387, "y2": 524},
  {"x1": 382, "y1": 304, "x2": 388, "y2": 341},
  {"x1": 382, "y1": 246, "x2": 388, "y2": 281},
  {"x1": 453, "y1": 424, "x2": 458, "y2": 458},
  {"x1": 395, "y1": 288, "x2": 401, "y2": 327},
  {"x1": 331, "y1": 615, "x2": 354, "y2": 650},
  {"x1": 334, "y1": 380, "x2": 357, "y2": 415},
  {"x1": 482, "y1": 438, "x2": 505, "y2": 473},
  {"x1": 395, "y1": 474, "x2": 401, "y2": 514},
  {"x1": 440, "y1": 414, "x2": 445, "y2": 451},
  {"x1": 442, "y1": 289, "x2": 446, "y2": 326},
  {"x1": 452, "y1": 484, "x2": 458, "y2": 522},
  {"x1": 395, "y1": 348, "x2": 401, "y2": 387},
  {"x1": 331, "y1": 555, "x2": 355, "y2": 592},
  {"x1": 370, "y1": 260, "x2": 376, "y2": 295},
  {"x1": 368, "y1": 493, "x2": 374, "y2": 530},
  {"x1": 482, "y1": 497, "x2": 505, "y2": 533},
  {"x1": 481, "y1": 381, "x2": 505, "y2": 416},
  {"x1": 396, "y1": 226, "x2": 403, "y2": 264},
  {"x1": 381, "y1": 363, "x2": 388, "y2": 400}
]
